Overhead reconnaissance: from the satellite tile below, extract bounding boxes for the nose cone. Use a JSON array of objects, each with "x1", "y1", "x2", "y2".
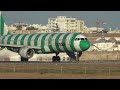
[{"x1": 80, "y1": 41, "x2": 90, "y2": 51}]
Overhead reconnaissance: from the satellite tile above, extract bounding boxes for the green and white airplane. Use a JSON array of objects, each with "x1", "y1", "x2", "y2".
[{"x1": 0, "y1": 11, "x2": 90, "y2": 62}]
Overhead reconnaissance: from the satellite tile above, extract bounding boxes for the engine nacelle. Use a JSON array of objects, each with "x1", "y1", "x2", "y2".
[
  {"x1": 19, "y1": 47, "x2": 34, "y2": 59},
  {"x1": 66, "y1": 52, "x2": 82, "y2": 59}
]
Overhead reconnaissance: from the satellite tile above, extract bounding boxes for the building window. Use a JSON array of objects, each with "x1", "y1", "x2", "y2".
[{"x1": 71, "y1": 20, "x2": 75, "y2": 22}]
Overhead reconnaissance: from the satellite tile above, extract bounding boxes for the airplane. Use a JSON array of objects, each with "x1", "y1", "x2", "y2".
[{"x1": 0, "y1": 11, "x2": 90, "y2": 62}]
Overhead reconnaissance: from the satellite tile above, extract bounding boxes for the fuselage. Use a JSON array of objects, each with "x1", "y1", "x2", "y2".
[{"x1": 0, "y1": 33, "x2": 90, "y2": 53}]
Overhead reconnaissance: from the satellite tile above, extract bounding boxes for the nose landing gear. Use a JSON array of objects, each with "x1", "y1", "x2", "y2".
[
  {"x1": 52, "y1": 52, "x2": 61, "y2": 62},
  {"x1": 74, "y1": 52, "x2": 82, "y2": 62}
]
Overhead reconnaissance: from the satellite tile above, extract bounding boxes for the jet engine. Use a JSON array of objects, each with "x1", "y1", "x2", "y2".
[
  {"x1": 66, "y1": 52, "x2": 82, "y2": 60},
  {"x1": 19, "y1": 47, "x2": 34, "y2": 59}
]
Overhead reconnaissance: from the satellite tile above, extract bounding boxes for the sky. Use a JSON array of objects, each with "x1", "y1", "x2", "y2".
[{"x1": 2, "y1": 11, "x2": 120, "y2": 30}]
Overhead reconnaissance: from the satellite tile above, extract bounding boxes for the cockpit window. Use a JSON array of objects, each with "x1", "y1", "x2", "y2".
[
  {"x1": 75, "y1": 38, "x2": 80, "y2": 40},
  {"x1": 85, "y1": 38, "x2": 88, "y2": 40},
  {"x1": 75, "y1": 38, "x2": 78, "y2": 40},
  {"x1": 81, "y1": 38, "x2": 84, "y2": 40},
  {"x1": 75, "y1": 38, "x2": 88, "y2": 41}
]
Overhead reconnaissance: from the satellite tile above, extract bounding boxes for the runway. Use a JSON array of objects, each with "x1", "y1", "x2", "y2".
[{"x1": 0, "y1": 60, "x2": 120, "y2": 65}]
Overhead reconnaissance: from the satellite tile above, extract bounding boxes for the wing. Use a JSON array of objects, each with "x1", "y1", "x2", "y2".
[{"x1": 0, "y1": 43, "x2": 41, "y2": 50}]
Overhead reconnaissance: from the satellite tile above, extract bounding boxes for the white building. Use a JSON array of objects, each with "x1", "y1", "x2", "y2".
[
  {"x1": 90, "y1": 37, "x2": 120, "y2": 51},
  {"x1": 108, "y1": 30, "x2": 120, "y2": 33},
  {"x1": 93, "y1": 41, "x2": 115, "y2": 51},
  {"x1": 29, "y1": 24, "x2": 48, "y2": 30},
  {"x1": 8, "y1": 23, "x2": 29, "y2": 30},
  {"x1": 85, "y1": 27, "x2": 104, "y2": 33},
  {"x1": 8, "y1": 25, "x2": 17, "y2": 30},
  {"x1": 48, "y1": 16, "x2": 85, "y2": 33},
  {"x1": 29, "y1": 24, "x2": 41, "y2": 29}
]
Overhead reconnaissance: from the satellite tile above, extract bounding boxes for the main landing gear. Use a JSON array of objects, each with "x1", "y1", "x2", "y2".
[{"x1": 52, "y1": 53, "x2": 61, "y2": 62}]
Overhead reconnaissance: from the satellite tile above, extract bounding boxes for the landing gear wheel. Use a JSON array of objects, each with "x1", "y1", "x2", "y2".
[
  {"x1": 52, "y1": 56, "x2": 61, "y2": 62},
  {"x1": 52, "y1": 56, "x2": 56, "y2": 62},
  {"x1": 56, "y1": 56, "x2": 60, "y2": 62},
  {"x1": 21, "y1": 57, "x2": 28, "y2": 61},
  {"x1": 52, "y1": 53, "x2": 61, "y2": 62}
]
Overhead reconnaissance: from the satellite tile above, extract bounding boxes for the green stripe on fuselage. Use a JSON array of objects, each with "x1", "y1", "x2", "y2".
[
  {"x1": 2, "y1": 35, "x2": 7, "y2": 44},
  {"x1": 20, "y1": 34, "x2": 28, "y2": 45},
  {"x1": 48, "y1": 33, "x2": 56, "y2": 52},
  {"x1": 34, "y1": 34, "x2": 41, "y2": 46},
  {"x1": 14, "y1": 34, "x2": 21, "y2": 45},
  {"x1": 27, "y1": 34, "x2": 35, "y2": 46},
  {"x1": 62, "y1": 33, "x2": 70, "y2": 52},
  {"x1": 7, "y1": 34, "x2": 15, "y2": 44},
  {"x1": 55, "y1": 33, "x2": 63, "y2": 52},
  {"x1": 70, "y1": 33, "x2": 79, "y2": 52}
]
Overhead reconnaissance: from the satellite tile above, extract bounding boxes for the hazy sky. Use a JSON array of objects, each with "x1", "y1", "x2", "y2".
[{"x1": 2, "y1": 11, "x2": 120, "y2": 30}]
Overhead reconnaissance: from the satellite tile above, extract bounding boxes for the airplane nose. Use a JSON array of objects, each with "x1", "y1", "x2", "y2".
[{"x1": 79, "y1": 41, "x2": 90, "y2": 51}]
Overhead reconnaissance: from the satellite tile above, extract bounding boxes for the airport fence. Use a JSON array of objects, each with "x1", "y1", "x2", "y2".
[{"x1": 0, "y1": 61, "x2": 120, "y2": 76}]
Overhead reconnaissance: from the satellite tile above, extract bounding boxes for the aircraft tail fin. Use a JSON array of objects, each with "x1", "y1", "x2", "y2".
[{"x1": 0, "y1": 11, "x2": 11, "y2": 36}]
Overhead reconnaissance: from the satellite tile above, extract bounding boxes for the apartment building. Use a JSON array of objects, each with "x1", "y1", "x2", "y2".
[
  {"x1": 89, "y1": 37, "x2": 120, "y2": 51},
  {"x1": 48, "y1": 16, "x2": 85, "y2": 33}
]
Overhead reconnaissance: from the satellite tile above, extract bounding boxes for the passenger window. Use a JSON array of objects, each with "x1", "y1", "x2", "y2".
[
  {"x1": 85, "y1": 38, "x2": 88, "y2": 40},
  {"x1": 75, "y1": 38, "x2": 85, "y2": 41}
]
